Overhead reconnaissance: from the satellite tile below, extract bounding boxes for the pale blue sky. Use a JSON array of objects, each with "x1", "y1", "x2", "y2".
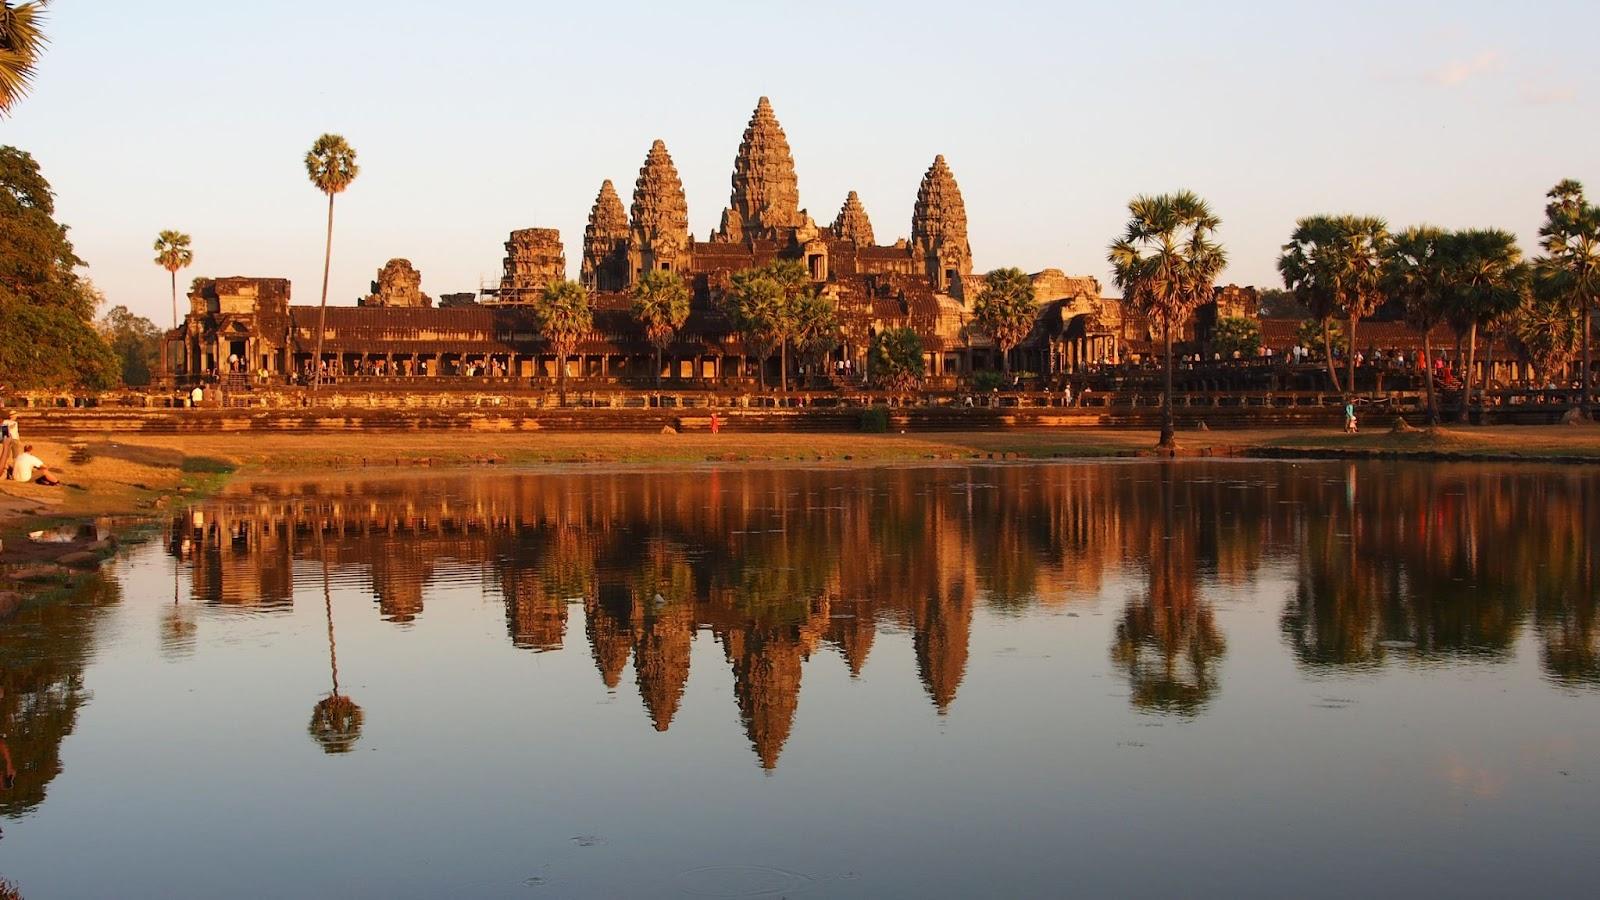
[{"x1": 7, "y1": 0, "x2": 1597, "y2": 324}]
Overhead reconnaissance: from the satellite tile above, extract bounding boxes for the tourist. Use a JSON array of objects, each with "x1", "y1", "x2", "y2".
[
  {"x1": 13, "y1": 445, "x2": 60, "y2": 486},
  {"x1": 0, "y1": 410, "x2": 20, "y2": 479},
  {"x1": 1062, "y1": 384, "x2": 1073, "y2": 407},
  {"x1": 191, "y1": 385, "x2": 204, "y2": 407},
  {"x1": 1344, "y1": 400, "x2": 1358, "y2": 434}
]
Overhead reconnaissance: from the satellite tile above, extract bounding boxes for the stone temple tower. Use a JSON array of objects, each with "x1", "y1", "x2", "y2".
[
  {"x1": 911, "y1": 155, "x2": 972, "y2": 298},
  {"x1": 713, "y1": 96, "x2": 807, "y2": 243},
  {"x1": 831, "y1": 191, "x2": 875, "y2": 246},
  {"x1": 581, "y1": 179, "x2": 629, "y2": 292},
  {"x1": 628, "y1": 139, "x2": 690, "y2": 283}
]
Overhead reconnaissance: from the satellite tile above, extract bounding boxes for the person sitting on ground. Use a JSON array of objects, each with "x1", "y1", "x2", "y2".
[{"x1": 13, "y1": 445, "x2": 60, "y2": 486}]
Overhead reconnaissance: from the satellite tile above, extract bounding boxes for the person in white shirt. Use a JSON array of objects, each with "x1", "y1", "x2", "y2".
[{"x1": 13, "y1": 445, "x2": 58, "y2": 485}]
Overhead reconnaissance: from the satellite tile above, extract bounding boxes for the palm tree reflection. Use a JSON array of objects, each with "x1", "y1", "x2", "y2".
[{"x1": 309, "y1": 559, "x2": 363, "y2": 753}]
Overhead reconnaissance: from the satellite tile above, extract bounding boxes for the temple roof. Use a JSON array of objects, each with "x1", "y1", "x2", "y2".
[
  {"x1": 832, "y1": 191, "x2": 875, "y2": 245},
  {"x1": 724, "y1": 96, "x2": 804, "y2": 237},
  {"x1": 911, "y1": 154, "x2": 969, "y2": 252},
  {"x1": 630, "y1": 140, "x2": 689, "y2": 250}
]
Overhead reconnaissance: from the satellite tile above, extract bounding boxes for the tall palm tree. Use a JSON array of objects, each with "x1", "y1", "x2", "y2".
[
  {"x1": 1279, "y1": 215, "x2": 1390, "y2": 397},
  {"x1": 790, "y1": 292, "x2": 841, "y2": 387},
  {"x1": 152, "y1": 230, "x2": 193, "y2": 330},
  {"x1": 630, "y1": 269, "x2": 690, "y2": 388},
  {"x1": 1384, "y1": 226, "x2": 1449, "y2": 426},
  {"x1": 304, "y1": 134, "x2": 359, "y2": 389},
  {"x1": 1442, "y1": 229, "x2": 1528, "y2": 422},
  {"x1": 532, "y1": 279, "x2": 592, "y2": 406},
  {"x1": 1516, "y1": 272, "x2": 1583, "y2": 391},
  {"x1": 1108, "y1": 191, "x2": 1227, "y2": 448},
  {"x1": 1536, "y1": 180, "x2": 1600, "y2": 417},
  {"x1": 0, "y1": 1, "x2": 48, "y2": 117},
  {"x1": 972, "y1": 267, "x2": 1038, "y2": 374},
  {"x1": 724, "y1": 268, "x2": 786, "y2": 391}
]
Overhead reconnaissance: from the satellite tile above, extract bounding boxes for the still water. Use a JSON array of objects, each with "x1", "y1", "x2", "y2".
[{"x1": 2, "y1": 460, "x2": 1598, "y2": 898}]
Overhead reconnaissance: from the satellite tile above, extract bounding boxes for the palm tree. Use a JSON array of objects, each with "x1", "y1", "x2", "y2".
[
  {"x1": 1442, "y1": 229, "x2": 1528, "y2": 422},
  {"x1": 304, "y1": 134, "x2": 359, "y2": 389},
  {"x1": 724, "y1": 269, "x2": 786, "y2": 391},
  {"x1": 1536, "y1": 180, "x2": 1600, "y2": 417},
  {"x1": 972, "y1": 267, "x2": 1038, "y2": 374},
  {"x1": 790, "y1": 292, "x2": 841, "y2": 387},
  {"x1": 1515, "y1": 272, "x2": 1584, "y2": 390},
  {"x1": 630, "y1": 269, "x2": 690, "y2": 388},
  {"x1": 1384, "y1": 226, "x2": 1449, "y2": 426},
  {"x1": 1279, "y1": 215, "x2": 1390, "y2": 397},
  {"x1": 0, "y1": 1, "x2": 48, "y2": 117},
  {"x1": 1108, "y1": 191, "x2": 1227, "y2": 448},
  {"x1": 152, "y1": 230, "x2": 193, "y2": 330},
  {"x1": 532, "y1": 279, "x2": 592, "y2": 406}
]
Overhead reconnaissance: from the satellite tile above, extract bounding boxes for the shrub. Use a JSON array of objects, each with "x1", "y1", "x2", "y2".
[{"x1": 858, "y1": 406, "x2": 890, "y2": 433}]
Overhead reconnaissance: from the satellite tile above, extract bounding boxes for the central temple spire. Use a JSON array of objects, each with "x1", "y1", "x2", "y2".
[{"x1": 714, "y1": 96, "x2": 805, "y2": 242}]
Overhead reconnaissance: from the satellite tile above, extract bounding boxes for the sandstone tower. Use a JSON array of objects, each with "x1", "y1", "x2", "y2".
[
  {"x1": 713, "y1": 96, "x2": 807, "y2": 242},
  {"x1": 831, "y1": 191, "x2": 875, "y2": 246},
  {"x1": 628, "y1": 139, "x2": 690, "y2": 283},
  {"x1": 911, "y1": 155, "x2": 972, "y2": 298},
  {"x1": 361, "y1": 258, "x2": 431, "y2": 307},
  {"x1": 498, "y1": 228, "x2": 566, "y2": 301},
  {"x1": 581, "y1": 179, "x2": 629, "y2": 292}
]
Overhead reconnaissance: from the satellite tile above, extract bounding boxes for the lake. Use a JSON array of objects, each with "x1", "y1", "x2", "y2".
[{"x1": 2, "y1": 460, "x2": 1597, "y2": 898}]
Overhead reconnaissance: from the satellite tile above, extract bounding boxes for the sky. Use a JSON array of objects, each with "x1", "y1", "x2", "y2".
[{"x1": 5, "y1": 0, "x2": 1598, "y2": 327}]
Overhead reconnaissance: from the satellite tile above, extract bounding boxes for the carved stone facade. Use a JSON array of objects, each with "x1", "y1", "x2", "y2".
[
  {"x1": 360, "y1": 258, "x2": 431, "y2": 308},
  {"x1": 496, "y1": 228, "x2": 566, "y2": 302},
  {"x1": 581, "y1": 180, "x2": 629, "y2": 292}
]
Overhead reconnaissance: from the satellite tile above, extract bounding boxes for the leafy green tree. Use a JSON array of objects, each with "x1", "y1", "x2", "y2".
[
  {"x1": 153, "y1": 230, "x2": 193, "y2": 330},
  {"x1": 1108, "y1": 191, "x2": 1227, "y2": 448},
  {"x1": 972, "y1": 267, "x2": 1037, "y2": 373},
  {"x1": 1535, "y1": 180, "x2": 1600, "y2": 417},
  {"x1": 1210, "y1": 316, "x2": 1261, "y2": 359},
  {"x1": 532, "y1": 279, "x2": 592, "y2": 406},
  {"x1": 1441, "y1": 229, "x2": 1528, "y2": 421},
  {"x1": 1278, "y1": 214, "x2": 1390, "y2": 396},
  {"x1": 98, "y1": 304, "x2": 161, "y2": 386},
  {"x1": 304, "y1": 134, "x2": 358, "y2": 389},
  {"x1": 1515, "y1": 277, "x2": 1583, "y2": 388},
  {"x1": 790, "y1": 292, "x2": 840, "y2": 383},
  {"x1": 1384, "y1": 226, "x2": 1450, "y2": 425},
  {"x1": 869, "y1": 326, "x2": 924, "y2": 392},
  {"x1": 630, "y1": 269, "x2": 690, "y2": 387},
  {"x1": 723, "y1": 269, "x2": 787, "y2": 390},
  {"x1": 0, "y1": 145, "x2": 118, "y2": 389},
  {"x1": 0, "y1": 1, "x2": 47, "y2": 116},
  {"x1": 1256, "y1": 287, "x2": 1307, "y2": 317}
]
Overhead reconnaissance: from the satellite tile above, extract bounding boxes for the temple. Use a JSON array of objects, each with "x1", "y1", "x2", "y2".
[{"x1": 166, "y1": 97, "x2": 1134, "y2": 387}]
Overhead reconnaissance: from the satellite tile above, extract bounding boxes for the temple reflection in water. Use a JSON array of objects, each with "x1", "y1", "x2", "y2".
[{"x1": 152, "y1": 462, "x2": 1600, "y2": 771}]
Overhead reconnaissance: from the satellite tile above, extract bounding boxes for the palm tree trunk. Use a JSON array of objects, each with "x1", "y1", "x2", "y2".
[
  {"x1": 323, "y1": 559, "x2": 339, "y2": 697},
  {"x1": 312, "y1": 193, "x2": 335, "y2": 391},
  {"x1": 780, "y1": 341, "x2": 788, "y2": 392},
  {"x1": 654, "y1": 345, "x2": 662, "y2": 389},
  {"x1": 1423, "y1": 330, "x2": 1439, "y2": 427},
  {"x1": 1160, "y1": 322, "x2": 1176, "y2": 448},
  {"x1": 1584, "y1": 303, "x2": 1593, "y2": 418},
  {"x1": 1347, "y1": 312, "x2": 1359, "y2": 398},
  {"x1": 558, "y1": 349, "x2": 568, "y2": 407},
  {"x1": 1003, "y1": 344, "x2": 1011, "y2": 374},
  {"x1": 1480, "y1": 333, "x2": 1496, "y2": 425},
  {"x1": 1460, "y1": 323, "x2": 1478, "y2": 424},
  {"x1": 1321, "y1": 320, "x2": 1343, "y2": 395},
  {"x1": 170, "y1": 270, "x2": 178, "y2": 331}
]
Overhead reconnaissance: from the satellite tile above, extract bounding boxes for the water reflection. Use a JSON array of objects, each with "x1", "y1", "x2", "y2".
[{"x1": 144, "y1": 461, "x2": 1600, "y2": 771}]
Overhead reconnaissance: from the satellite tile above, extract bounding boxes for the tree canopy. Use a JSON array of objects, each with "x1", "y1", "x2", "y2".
[
  {"x1": 98, "y1": 304, "x2": 162, "y2": 386},
  {"x1": 1278, "y1": 214, "x2": 1390, "y2": 395},
  {"x1": 972, "y1": 267, "x2": 1037, "y2": 372},
  {"x1": 0, "y1": 145, "x2": 117, "y2": 389},
  {"x1": 869, "y1": 326, "x2": 924, "y2": 392},
  {"x1": 533, "y1": 279, "x2": 592, "y2": 403}
]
